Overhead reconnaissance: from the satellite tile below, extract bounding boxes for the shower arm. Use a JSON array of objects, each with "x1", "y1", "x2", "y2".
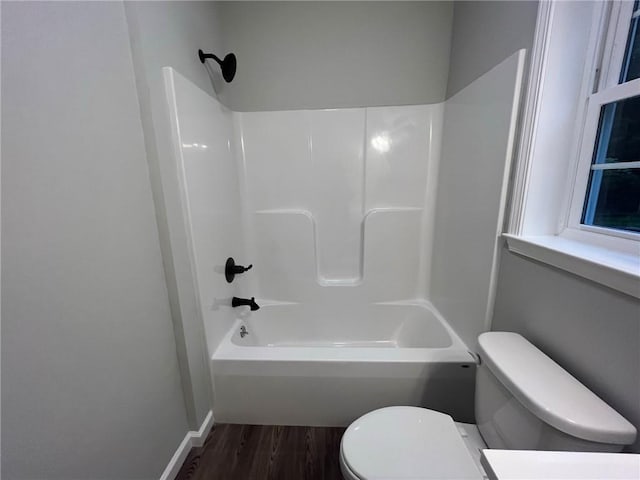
[{"x1": 198, "y1": 50, "x2": 224, "y2": 66}]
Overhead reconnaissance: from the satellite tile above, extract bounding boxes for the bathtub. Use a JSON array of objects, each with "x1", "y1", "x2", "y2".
[{"x1": 211, "y1": 302, "x2": 476, "y2": 426}]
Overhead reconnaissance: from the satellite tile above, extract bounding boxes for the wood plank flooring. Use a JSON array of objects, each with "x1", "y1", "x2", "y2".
[{"x1": 175, "y1": 424, "x2": 346, "y2": 480}]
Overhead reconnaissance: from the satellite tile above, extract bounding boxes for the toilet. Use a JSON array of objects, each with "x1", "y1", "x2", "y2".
[{"x1": 340, "y1": 332, "x2": 637, "y2": 480}]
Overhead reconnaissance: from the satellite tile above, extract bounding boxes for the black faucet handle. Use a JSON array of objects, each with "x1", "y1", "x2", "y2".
[{"x1": 225, "y1": 257, "x2": 253, "y2": 283}]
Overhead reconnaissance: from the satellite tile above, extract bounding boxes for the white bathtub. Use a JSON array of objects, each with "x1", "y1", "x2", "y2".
[{"x1": 211, "y1": 302, "x2": 476, "y2": 426}]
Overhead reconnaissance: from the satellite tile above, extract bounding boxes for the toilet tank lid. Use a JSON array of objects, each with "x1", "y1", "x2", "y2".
[{"x1": 478, "y1": 332, "x2": 636, "y2": 445}]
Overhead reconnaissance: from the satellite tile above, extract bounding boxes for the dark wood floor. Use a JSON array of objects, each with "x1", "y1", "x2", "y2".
[{"x1": 175, "y1": 424, "x2": 346, "y2": 480}]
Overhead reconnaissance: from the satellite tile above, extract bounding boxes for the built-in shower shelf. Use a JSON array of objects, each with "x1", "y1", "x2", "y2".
[
  {"x1": 255, "y1": 209, "x2": 315, "y2": 216},
  {"x1": 252, "y1": 207, "x2": 423, "y2": 300},
  {"x1": 317, "y1": 276, "x2": 363, "y2": 287}
]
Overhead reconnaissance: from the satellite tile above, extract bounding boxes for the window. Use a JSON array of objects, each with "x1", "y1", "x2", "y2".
[
  {"x1": 569, "y1": 0, "x2": 640, "y2": 238},
  {"x1": 505, "y1": 0, "x2": 640, "y2": 299}
]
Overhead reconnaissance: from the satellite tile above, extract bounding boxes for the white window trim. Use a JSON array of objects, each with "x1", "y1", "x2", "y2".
[
  {"x1": 506, "y1": 0, "x2": 640, "y2": 299},
  {"x1": 504, "y1": 233, "x2": 639, "y2": 298},
  {"x1": 507, "y1": 1, "x2": 555, "y2": 235},
  {"x1": 599, "y1": 0, "x2": 637, "y2": 91},
  {"x1": 566, "y1": 77, "x2": 640, "y2": 242}
]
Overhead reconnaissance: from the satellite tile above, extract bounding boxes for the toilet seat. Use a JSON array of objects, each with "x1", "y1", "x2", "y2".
[{"x1": 340, "y1": 406, "x2": 481, "y2": 480}]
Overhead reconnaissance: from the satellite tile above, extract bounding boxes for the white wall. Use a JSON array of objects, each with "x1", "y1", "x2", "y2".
[
  {"x1": 1, "y1": 2, "x2": 189, "y2": 478},
  {"x1": 124, "y1": 0, "x2": 228, "y2": 429},
  {"x1": 430, "y1": 51, "x2": 525, "y2": 350},
  {"x1": 493, "y1": 250, "x2": 640, "y2": 453},
  {"x1": 217, "y1": 1, "x2": 453, "y2": 111}
]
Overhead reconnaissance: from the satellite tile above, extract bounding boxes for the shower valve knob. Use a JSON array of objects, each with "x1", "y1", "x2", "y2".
[{"x1": 225, "y1": 257, "x2": 253, "y2": 283}]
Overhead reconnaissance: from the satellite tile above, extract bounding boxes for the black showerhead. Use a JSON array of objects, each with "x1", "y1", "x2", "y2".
[
  {"x1": 220, "y1": 53, "x2": 237, "y2": 82},
  {"x1": 198, "y1": 49, "x2": 236, "y2": 83}
]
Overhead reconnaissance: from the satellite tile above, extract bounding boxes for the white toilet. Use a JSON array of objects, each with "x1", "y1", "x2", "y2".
[{"x1": 340, "y1": 332, "x2": 637, "y2": 480}]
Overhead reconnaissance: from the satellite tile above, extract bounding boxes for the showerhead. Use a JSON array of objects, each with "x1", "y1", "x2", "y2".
[
  {"x1": 220, "y1": 53, "x2": 237, "y2": 83},
  {"x1": 198, "y1": 49, "x2": 236, "y2": 83}
]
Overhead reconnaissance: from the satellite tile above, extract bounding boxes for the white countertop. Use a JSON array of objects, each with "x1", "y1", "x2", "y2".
[{"x1": 481, "y1": 449, "x2": 640, "y2": 480}]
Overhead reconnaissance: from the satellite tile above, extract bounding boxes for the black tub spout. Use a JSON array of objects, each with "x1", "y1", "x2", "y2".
[{"x1": 231, "y1": 296, "x2": 260, "y2": 311}]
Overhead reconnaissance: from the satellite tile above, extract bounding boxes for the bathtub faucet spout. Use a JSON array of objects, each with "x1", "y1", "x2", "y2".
[{"x1": 231, "y1": 296, "x2": 260, "y2": 311}]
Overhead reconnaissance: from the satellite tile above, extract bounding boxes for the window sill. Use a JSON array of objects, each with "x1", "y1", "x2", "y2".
[{"x1": 503, "y1": 233, "x2": 640, "y2": 299}]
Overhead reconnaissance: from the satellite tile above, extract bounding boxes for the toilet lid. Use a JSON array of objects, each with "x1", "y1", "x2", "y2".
[{"x1": 341, "y1": 407, "x2": 481, "y2": 480}]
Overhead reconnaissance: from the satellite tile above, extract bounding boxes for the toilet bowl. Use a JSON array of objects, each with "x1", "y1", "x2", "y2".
[
  {"x1": 339, "y1": 332, "x2": 637, "y2": 480},
  {"x1": 340, "y1": 406, "x2": 487, "y2": 480}
]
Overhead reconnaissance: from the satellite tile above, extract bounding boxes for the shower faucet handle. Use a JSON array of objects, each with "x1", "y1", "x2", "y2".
[{"x1": 225, "y1": 257, "x2": 253, "y2": 283}]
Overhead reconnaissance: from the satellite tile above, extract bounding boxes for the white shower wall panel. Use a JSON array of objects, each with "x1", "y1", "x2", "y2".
[
  {"x1": 362, "y1": 209, "x2": 423, "y2": 301},
  {"x1": 365, "y1": 105, "x2": 441, "y2": 210},
  {"x1": 164, "y1": 68, "x2": 247, "y2": 355},
  {"x1": 365, "y1": 105, "x2": 445, "y2": 298},
  {"x1": 253, "y1": 211, "x2": 318, "y2": 303},
  {"x1": 430, "y1": 51, "x2": 525, "y2": 350},
  {"x1": 310, "y1": 109, "x2": 365, "y2": 282},
  {"x1": 239, "y1": 110, "x2": 312, "y2": 211},
  {"x1": 236, "y1": 105, "x2": 443, "y2": 303}
]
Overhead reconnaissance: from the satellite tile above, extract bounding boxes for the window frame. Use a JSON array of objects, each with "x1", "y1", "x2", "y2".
[
  {"x1": 598, "y1": 0, "x2": 636, "y2": 90},
  {"x1": 504, "y1": 0, "x2": 640, "y2": 300},
  {"x1": 564, "y1": 0, "x2": 640, "y2": 244}
]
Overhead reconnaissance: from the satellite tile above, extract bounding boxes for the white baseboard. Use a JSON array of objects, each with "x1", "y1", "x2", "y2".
[{"x1": 159, "y1": 410, "x2": 214, "y2": 480}]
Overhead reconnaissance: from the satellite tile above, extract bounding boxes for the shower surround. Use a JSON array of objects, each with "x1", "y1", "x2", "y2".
[
  {"x1": 239, "y1": 103, "x2": 442, "y2": 302},
  {"x1": 163, "y1": 50, "x2": 525, "y2": 426}
]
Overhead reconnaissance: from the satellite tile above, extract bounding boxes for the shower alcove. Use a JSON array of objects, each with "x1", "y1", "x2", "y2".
[{"x1": 162, "y1": 49, "x2": 525, "y2": 425}]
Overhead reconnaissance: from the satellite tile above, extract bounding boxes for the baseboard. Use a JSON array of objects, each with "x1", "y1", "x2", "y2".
[{"x1": 159, "y1": 410, "x2": 214, "y2": 480}]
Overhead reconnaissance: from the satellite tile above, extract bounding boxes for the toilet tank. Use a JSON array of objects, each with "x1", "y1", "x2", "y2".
[{"x1": 475, "y1": 332, "x2": 636, "y2": 453}]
